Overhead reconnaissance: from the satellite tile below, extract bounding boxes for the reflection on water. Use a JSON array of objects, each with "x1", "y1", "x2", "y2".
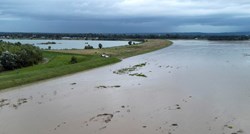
[{"x1": 0, "y1": 40, "x2": 250, "y2": 134}]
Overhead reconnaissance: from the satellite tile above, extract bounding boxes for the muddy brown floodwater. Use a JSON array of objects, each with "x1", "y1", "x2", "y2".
[{"x1": 1, "y1": 40, "x2": 250, "y2": 134}]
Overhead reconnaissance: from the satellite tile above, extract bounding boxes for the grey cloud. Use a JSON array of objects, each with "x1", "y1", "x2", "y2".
[{"x1": 0, "y1": 0, "x2": 250, "y2": 33}]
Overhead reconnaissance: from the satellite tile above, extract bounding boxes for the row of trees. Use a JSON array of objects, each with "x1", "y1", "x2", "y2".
[{"x1": 0, "y1": 40, "x2": 43, "y2": 70}]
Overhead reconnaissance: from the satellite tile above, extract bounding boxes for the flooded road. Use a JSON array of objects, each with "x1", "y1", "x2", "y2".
[{"x1": 1, "y1": 40, "x2": 250, "y2": 134}]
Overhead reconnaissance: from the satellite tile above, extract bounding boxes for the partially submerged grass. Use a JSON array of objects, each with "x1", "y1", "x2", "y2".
[
  {"x1": 129, "y1": 73, "x2": 147, "y2": 78},
  {"x1": 96, "y1": 85, "x2": 121, "y2": 89},
  {"x1": 0, "y1": 39, "x2": 172, "y2": 90},
  {"x1": 113, "y1": 62, "x2": 147, "y2": 78},
  {"x1": 113, "y1": 62, "x2": 147, "y2": 74}
]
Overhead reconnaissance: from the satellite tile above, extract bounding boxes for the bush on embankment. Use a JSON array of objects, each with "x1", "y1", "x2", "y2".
[{"x1": 0, "y1": 41, "x2": 43, "y2": 70}]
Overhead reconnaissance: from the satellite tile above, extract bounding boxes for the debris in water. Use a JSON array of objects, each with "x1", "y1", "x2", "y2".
[
  {"x1": 71, "y1": 83, "x2": 77, "y2": 85},
  {"x1": 129, "y1": 73, "x2": 147, "y2": 77},
  {"x1": 96, "y1": 85, "x2": 121, "y2": 89},
  {"x1": 171, "y1": 124, "x2": 178, "y2": 126},
  {"x1": 99, "y1": 126, "x2": 107, "y2": 130},
  {"x1": 89, "y1": 113, "x2": 114, "y2": 123}
]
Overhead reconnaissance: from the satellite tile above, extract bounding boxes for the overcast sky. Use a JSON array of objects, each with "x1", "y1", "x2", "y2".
[{"x1": 0, "y1": 0, "x2": 250, "y2": 33}]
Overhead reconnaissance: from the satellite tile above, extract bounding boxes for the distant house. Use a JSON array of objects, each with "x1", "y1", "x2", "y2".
[{"x1": 62, "y1": 37, "x2": 71, "y2": 40}]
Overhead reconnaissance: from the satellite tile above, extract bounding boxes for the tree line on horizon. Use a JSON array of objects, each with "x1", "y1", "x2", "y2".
[{"x1": 0, "y1": 32, "x2": 249, "y2": 41}]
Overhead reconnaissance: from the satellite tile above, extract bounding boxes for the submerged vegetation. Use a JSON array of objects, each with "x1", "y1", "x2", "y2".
[
  {"x1": 96, "y1": 85, "x2": 121, "y2": 89},
  {"x1": 39, "y1": 41, "x2": 56, "y2": 45},
  {"x1": 129, "y1": 73, "x2": 147, "y2": 78},
  {"x1": 113, "y1": 62, "x2": 147, "y2": 75},
  {"x1": 113, "y1": 62, "x2": 147, "y2": 78}
]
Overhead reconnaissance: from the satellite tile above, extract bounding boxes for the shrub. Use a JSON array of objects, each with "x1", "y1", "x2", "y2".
[
  {"x1": 98, "y1": 43, "x2": 103, "y2": 49},
  {"x1": 17, "y1": 45, "x2": 43, "y2": 66},
  {"x1": 70, "y1": 56, "x2": 78, "y2": 64},
  {"x1": 0, "y1": 51, "x2": 19, "y2": 70},
  {"x1": 84, "y1": 45, "x2": 94, "y2": 49},
  {"x1": 0, "y1": 64, "x2": 4, "y2": 72},
  {"x1": 0, "y1": 41, "x2": 43, "y2": 70},
  {"x1": 15, "y1": 42, "x2": 22, "y2": 46},
  {"x1": 128, "y1": 41, "x2": 132, "y2": 45}
]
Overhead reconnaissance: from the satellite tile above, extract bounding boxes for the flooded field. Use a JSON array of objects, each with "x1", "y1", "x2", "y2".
[
  {"x1": 1, "y1": 40, "x2": 250, "y2": 134},
  {"x1": 1, "y1": 39, "x2": 130, "y2": 49}
]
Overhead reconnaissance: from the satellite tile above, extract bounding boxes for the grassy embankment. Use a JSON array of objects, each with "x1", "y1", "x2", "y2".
[
  {"x1": 53, "y1": 39, "x2": 172, "y2": 59},
  {"x1": 0, "y1": 39, "x2": 172, "y2": 90}
]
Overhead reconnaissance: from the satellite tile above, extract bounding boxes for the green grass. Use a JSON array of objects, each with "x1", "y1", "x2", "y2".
[
  {"x1": 0, "y1": 51, "x2": 120, "y2": 90},
  {"x1": 0, "y1": 39, "x2": 172, "y2": 90}
]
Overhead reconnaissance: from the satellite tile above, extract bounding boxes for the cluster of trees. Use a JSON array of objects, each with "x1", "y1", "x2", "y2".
[
  {"x1": 84, "y1": 43, "x2": 103, "y2": 49},
  {"x1": 0, "y1": 40, "x2": 43, "y2": 70}
]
